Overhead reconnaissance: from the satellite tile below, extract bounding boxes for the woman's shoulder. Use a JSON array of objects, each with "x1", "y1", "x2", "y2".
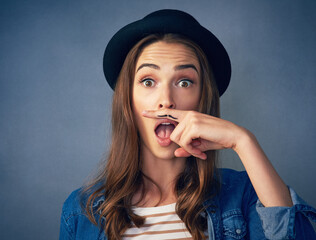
[
  {"x1": 61, "y1": 188, "x2": 83, "y2": 216},
  {"x1": 60, "y1": 188, "x2": 106, "y2": 239},
  {"x1": 61, "y1": 187, "x2": 105, "y2": 215}
]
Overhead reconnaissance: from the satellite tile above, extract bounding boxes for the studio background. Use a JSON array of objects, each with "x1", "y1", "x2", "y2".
[{"x1": 1, "y1": 0, "x2": 315, "y2": 239}]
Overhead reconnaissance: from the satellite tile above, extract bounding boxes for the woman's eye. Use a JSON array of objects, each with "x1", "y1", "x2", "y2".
[
  {"x1": 141, "y1": 79, "x2": 155, "y2": 87},
  {"x1": 178, "y1": 79, "x2": 193, "y2": 88}
]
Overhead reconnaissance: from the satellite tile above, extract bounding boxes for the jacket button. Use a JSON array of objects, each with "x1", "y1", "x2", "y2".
[{"x1": 236, "y1": 229, "x2": 241, "y2": 234}]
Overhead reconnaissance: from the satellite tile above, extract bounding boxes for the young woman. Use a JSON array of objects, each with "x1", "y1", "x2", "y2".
[{"x1": 60, "y1": 9, "x2": 316, "y2": 240}]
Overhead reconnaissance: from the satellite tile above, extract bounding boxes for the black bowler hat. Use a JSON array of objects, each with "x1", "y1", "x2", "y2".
[{"x1": 103, "y1": 9, "x2": 231, "y2": 96}]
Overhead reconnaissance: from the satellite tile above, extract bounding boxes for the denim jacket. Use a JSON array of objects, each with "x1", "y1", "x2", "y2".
[{"x1": 60, "y1": 169, "x2": 316, "y2": 239}]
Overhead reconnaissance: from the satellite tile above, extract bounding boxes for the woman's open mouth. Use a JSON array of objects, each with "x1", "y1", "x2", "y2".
[{"x1": 154, "y1": 119, "x2": 177, "y2": 147}]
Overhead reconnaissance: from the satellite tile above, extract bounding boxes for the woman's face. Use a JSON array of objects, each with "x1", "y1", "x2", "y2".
[{"x1": 132, "y1": 41, "x2": 201, "y2": 160}]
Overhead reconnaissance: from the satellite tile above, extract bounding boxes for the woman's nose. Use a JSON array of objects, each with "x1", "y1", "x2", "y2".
[{"x1": 158, "y1": 87, "x2": 175, "y2": 109}]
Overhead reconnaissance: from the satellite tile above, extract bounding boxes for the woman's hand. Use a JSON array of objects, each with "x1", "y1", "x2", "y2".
[
  {"x1": 143, "y1": 109, "x2": 293, "y2": 207},
  {"x1": 142, "y1": 109, "x2": 249, "y2": 159}
]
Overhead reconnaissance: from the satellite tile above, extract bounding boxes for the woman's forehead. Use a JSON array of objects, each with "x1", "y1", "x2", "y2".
[{"x1": 136, "y1": 41, "x2": 200, "y2": 72}]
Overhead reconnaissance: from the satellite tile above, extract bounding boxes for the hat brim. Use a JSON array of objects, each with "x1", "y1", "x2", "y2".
[{"x1": 103, "y1": 9, "x2": 231, "y2": 96}]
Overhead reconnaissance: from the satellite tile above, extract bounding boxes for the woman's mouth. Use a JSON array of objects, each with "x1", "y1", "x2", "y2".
[{"x1": 154, "y1": 120, "x2": 177, "y2": 147}]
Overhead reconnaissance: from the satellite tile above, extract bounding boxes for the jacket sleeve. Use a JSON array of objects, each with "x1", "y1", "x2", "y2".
[
  {"x1": 256, "y1": 187, "x2": 316, "y2": 240},
  {"x1": 59, "y1": 209, "x2": 74, "y2": 240}
]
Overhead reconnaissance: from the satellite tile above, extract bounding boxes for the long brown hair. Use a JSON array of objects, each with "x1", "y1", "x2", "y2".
[{"x1": 82, "y1": 34, "x2": 220, "y2": 239}]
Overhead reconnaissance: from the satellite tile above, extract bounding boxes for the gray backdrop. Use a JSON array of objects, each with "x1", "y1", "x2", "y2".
[{"x1": 1, "y1": 0, "x2": 315, "y2": 239}]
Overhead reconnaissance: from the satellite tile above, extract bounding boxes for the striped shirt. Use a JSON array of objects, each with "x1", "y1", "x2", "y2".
[{"x1": 122, "y1": 203, "x2": 209, "y2": 240}]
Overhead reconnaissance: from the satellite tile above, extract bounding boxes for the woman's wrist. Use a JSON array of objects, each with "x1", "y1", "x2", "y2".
[{"x1": 231, "y1": 125, "x2": 256, "y2": 154}]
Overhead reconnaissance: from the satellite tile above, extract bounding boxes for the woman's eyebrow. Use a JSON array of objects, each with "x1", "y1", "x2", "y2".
[
  {"x1": 136, "y1": 63, "x2": 160, "y2": 72},
  {"x1": 174, "y1": 64, "x2": 198, "y2": 73},
  {"x1": 136, "y1": 63, "x2": 199, "y2": 74}
]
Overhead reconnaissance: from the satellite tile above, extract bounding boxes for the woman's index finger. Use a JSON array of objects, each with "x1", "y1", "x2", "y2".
[{"x1": 142, "y1": 109, "x2": 186, "y2": 122}]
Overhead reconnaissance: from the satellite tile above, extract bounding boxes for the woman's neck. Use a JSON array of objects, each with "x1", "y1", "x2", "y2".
[
  {"x1": 133, "y1": 147, "x2": 187, "y2": 207},
  {"x1": 142, "y1": 156, "x2": 186, "y2": 188}
]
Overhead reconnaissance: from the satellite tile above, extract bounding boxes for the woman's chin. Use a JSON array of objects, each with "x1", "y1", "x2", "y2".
[
  {"x1": 152, "y1": 142, "x2": 182, "y2": 160},
  {"x1": 141, "y1": 139, "x2": 183, "y2": 161},
  {"x1": 154, "y1": 152, "x2": 177, "y2": 160}
]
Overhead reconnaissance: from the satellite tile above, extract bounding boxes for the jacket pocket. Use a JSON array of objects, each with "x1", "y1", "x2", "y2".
[{"x1": 222, "y1": 209, "x2": 247, "y2": 239}]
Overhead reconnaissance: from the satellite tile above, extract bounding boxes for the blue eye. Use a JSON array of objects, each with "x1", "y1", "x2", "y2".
[
  {"x1": 140, "y1": 79, "x2": 155, "y2": 87},
  {"x1": 178, "y1": 79, "x2": 193, "y2": 88}
]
